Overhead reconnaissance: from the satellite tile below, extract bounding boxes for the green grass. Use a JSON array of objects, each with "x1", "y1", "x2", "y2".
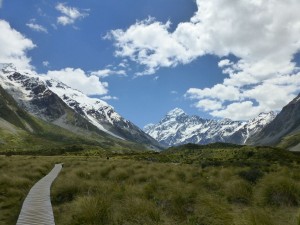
[
  {"x1": 0, "y1": 156, "x2": 59, "y2": 225},
  {"x1": 278, "y1": 131, "x2": 300, "y2": 150},
  {"x1": 2, "y1": 145, "x2": 300, "y2": 225},
  {"x1": 0, "y1": 84, "x2": 150, "y2": 155}
]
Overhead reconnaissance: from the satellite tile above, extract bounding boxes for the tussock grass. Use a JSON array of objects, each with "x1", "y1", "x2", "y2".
[
  {"x1": 49, "y1": 154, "x2": 300, "y2": 225},
  {"x1": 0, "y1": 156, "x2": 57, "y2": 225},
  {"x1": 239, "y1": 168, "x2": 264, "y2": 184},
  {"x1": 259, "y1": 175, "x2": 300, "y2": 207},
  {"x1": 3, "y1": 145, "x2": 300, "y2": 225},
  {"x1": 226, "y1": 180, "x2": 253, "y2": 204},
  {"x1": 243, "y1": 209, "x2": 275, "y2": 225},
  {"x1": 72, "y1": 196, "x2": 112, "y2": 225}
]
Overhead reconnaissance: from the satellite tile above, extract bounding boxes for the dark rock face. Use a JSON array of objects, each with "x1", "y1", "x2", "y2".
[
  {"x1": 31, "y1": 90, "x2": 66, "y2": 121},
  {"x1": 247, "y1": 93, "x2": 300, "y2": 146},
  {"x1": 7, "y1": 73, "x2": 67, "y2": 121}
]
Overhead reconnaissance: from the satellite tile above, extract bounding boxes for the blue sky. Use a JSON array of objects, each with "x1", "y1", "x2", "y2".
[{"x1": 1, "y1": 0, "x2": 300, "y2": 128}]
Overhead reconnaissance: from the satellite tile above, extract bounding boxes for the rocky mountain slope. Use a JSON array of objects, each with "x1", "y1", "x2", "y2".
[
  {"x1": 144, "y1": 108, "x2": 276, "y2": 147},
  {"x1": 247, "y1": 93, "x2": 300, "y2": 149},
  {"x1": 0, "y1": 82, "x2": 111, "y2": 153},
  {"x1": 0, "y1": 63, "x2": 161, "y2": 151}
]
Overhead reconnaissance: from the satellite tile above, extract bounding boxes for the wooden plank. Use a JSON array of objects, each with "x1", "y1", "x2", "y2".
[{"x1": 16, "y1": 164, "x2": 62, "y2": 225}]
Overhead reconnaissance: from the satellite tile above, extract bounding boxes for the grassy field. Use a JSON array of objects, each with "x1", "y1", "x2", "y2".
[
  {"x1": 0, "y1": 156, "x2": 60, "y2": 225},
  {"x1": 1, "y1": 145, "x2": 300, "y2": 225}
]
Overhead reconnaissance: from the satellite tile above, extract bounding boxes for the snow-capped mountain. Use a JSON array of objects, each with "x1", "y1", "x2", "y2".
[
  {"x1": 0, "y1": 63, "x2": 160, "y2": 149},
  {"x1": 144, "y1": 108, "x2": 276, "y2": 147}
]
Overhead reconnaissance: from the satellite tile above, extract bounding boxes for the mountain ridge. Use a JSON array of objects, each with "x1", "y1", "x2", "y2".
[
  {"x1": 144, "y1": 108, "x2": 276, "y2": 147},
  {"x1": 0, "y1": 63, "x2": 161, "y2": 151},
  {"x1": 247, "y1": 93, "x2": 300, "y2": 149}
]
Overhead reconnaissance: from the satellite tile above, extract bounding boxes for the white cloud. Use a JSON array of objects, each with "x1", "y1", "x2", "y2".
[
  {"x1": 91, "y1": 68, "x2": 126, "y2": 78},
  {"x1": 108, "y1": 0, "x2": 300, "y2": 76},
  {"x1": 171, "y1": 90, "x2": 178, "y2": 95},
  {"x1": 0, "y1": 20, "x2": 111, "y2": 99},
  {"x1": 57, "y1": 16, "x2": 73, "y2": 26},
  {"x1": 26, "y1": 22, "x2": 48, "y2": 33},
  {"x1": 46, "y1": 68, "x2": 108, "y2": 95},
  {"x1": 106, "y1": 17, "x2": 191, "y2": 76},
  {"x1": 243, "y1": 83, "x2": 298, "y2": 111},
  {"x1": 118, "y1": 62, "x2": 127, "y2": 68},
  {"x1": 194, "y1": 99, "x2": 223, "y2": 111},
  {"x1": 0, "y1": 20, "x2": 35, "y2": 70},
  {"x1": 211, "y1": 101, "x2": 262, "y2": 121},
  {"x1": 56, "y1": 3, "x2": 89, "y2": 26},
  {"x1": 107, "y1": 0, "x2": 300, "y2": 120},
  {"x1": 43, "y1": 61, "x2": 49, "y2": 67},
  {"x1": 218, "y1": 59, "x2": 232, "y2": 68},
  {"x1": 187, "y1": 84, "x2": 240, "y2": 101},
  {"x1": 101, "y1": 95, "x2": 119, "y2": 100}
]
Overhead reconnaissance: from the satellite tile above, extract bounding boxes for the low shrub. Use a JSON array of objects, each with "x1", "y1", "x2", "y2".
[
  {"x1": 260, "y1": 177, "x2": 300, "y2": 207},
  {"x1": 71, "y1": 196, "x2": 112, "y2": 225},
  {"x1": 239, "y1": 168, "x2": 264, "y2": 183},
  {"x1": 226, "y1": 180, "x2": 253, "y2": 204}
]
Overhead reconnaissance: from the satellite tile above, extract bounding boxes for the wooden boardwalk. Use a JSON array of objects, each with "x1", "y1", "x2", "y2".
[{"x1": 16, "y1": 164, "x2": 63, "y2": 225}]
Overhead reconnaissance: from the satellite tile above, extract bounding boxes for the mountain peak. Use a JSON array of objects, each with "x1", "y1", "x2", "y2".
[
  {"x1": 144, "y1": 109, "x2": 275, "y2": 147},
  {"x1": 166, "y1": 108, "x2": 185, "y2": 117},
  {"x1": 250, "y1": 111, "x2": 277, "y2": 124},
  {"x1": 0, "y1": 63, "x2": 17, "y2": 73},
  {"x1": 0, "y1": 67, "x2": 161, "y2": 149}
]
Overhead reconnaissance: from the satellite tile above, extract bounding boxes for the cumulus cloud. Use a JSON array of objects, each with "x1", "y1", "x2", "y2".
[
  {"x1": 0, "y1": 20, "x2": 35, "y2": 70},
  {"x1": 26, "y1": 22, "x2": 48, "y2": 33},
  {"x1": 91, "y1": 68, "x2": 126, "y2": 78},
  {"x1": 187, "y1": 84, "x2": 241, "y2": 102},
  {"x1": 106, "y1": 17, "x2": 191, "y2": 76},
  {"x1": 108, "y1": 0, "x2": 300, "y2": 120},
  {"x1": 194, "y1": 99, "x2": 223, "y2": 112},
  {"x1": 211, "y1": 101, "x2": 262, "y2": 121},
  {"x1": 218, "y1": 59, "x2": 232, "y2": 68},
  {"x1": 56, "y1": 3, "x2": 89, "y2": 26},
  {"x1": 46, "y1": 68, "x2": 108, "y2": 95}
]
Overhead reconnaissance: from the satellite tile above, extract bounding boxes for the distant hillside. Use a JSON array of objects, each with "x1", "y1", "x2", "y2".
[
  {"x1": 0, "y1": 83, "x2": 149, "y2": 154},
  {"x1": 0, "y1": 65, "x2": 162, "y2": 154},
  {"x1": 247, "y1": 93, "x2": 300, "y2": 150},
  {"x1": 0, "y1": 63, "x2": 161, "y2": 151}
]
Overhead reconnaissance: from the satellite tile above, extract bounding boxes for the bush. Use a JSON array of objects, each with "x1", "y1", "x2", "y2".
[
  {"x1": 239, "y1": 168, "x2": 264, "y2": 183},
  {"x1": 165, "y1": 190, "x2": 198, "y2": 221},
  {"x1": 72, "y1": 196, "x2": 112, "y2": 225},
  {"x1": 116, "y1": 197, "x2": 161, "y2": 225},
  {"x1": 52, "y1": 177, "x2": 84, "y2": 205},
  {"x1": 226, "y1": 180, "x2": 252, "y2": 204},
  {"x1": 143, "y1": 180, "x2": 158, "y2": 200},
  {"x1": 261, "y1": 177, "x2": 300, "y2": 207}
]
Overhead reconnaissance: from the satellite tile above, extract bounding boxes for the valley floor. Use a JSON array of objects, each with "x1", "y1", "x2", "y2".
[{"x1": 1, "y1": 146, "x2": 300, "y2": 225}]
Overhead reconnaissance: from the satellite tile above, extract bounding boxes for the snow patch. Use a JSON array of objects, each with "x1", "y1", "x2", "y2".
[
  {"x1": 0, "y1": 68, "x2": 125, "y2": 140},
  {"x1": 144, "y1": 108, "x2": 275, "y2": 146}
]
